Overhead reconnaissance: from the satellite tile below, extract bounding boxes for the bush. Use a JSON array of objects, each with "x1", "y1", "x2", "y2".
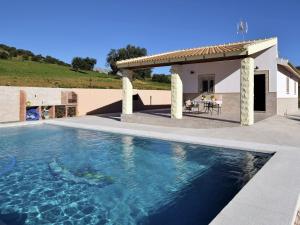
[
  {"x1": 0, "y1": 52, "x2": 9, "y2": 59},
  {"x1": 152, "y1": 74, "x2": 171, "y2": 83},
  {"x1": 17, "y1": 49, "x2": 34, "y2": 57},
  {"x1": 44, "y1": 55, "x2": 69, "y2": 66},
  {"x1": 9, "y1": 49, "x2": 18, "y2": 57},
  {"x1": 31, "y1": 54, "x2": 44, "y2": 62}
]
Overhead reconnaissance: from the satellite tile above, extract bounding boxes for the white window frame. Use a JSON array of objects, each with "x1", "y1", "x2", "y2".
[{"x1": 294, "y1": 80, "x2": 297, "y2": 95}]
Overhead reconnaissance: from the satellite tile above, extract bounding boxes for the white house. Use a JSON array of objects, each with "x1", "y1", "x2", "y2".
[{"x1": 116, "y1": 37, "x2": 299, "y2": 126}]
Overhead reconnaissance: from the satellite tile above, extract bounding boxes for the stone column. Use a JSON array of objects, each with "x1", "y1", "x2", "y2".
[
  {"x1": 240, "y1": 57, "x2": 254, "y2": 126},
  {"x1": 122, "y1": 69, "x2": 134, "y2": 115},
  {"x1": 170, "y1": 66, "x2": 183, "y2": 119}
]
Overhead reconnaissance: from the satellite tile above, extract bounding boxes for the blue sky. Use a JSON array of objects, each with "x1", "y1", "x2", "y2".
[{"x1": 0, "y1": 0, "x2": 299, "y2": 74}]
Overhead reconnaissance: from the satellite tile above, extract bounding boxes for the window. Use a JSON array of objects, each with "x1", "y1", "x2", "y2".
[
  {"x1": 295, "y1": 80, "x2": 297, "y2": 95},
  {"x1": 286, "y1": 77, "x2": 289, "y2": 94},
  {"x1": 199, "y1": 76, "x2": 215, "y2": 93}
]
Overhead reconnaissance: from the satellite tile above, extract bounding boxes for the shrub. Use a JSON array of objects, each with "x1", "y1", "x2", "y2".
[
  {"x1": 31, "y1": 54, "x2": 44, "y2": 62},
  {"x1": 152, "y1": 74, "x2": 171, "y2": 83},
  {"x1": 0, "y1": 52, "x2": 9, "y2": 59}
]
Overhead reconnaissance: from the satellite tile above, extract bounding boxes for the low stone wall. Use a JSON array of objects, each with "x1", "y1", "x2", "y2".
[
  {"x1": 0, "y1": 86, "x2": 171, "y2": 123},
  {"x1": 0, "y1": 87, "x2": 20, "y2": 123}
]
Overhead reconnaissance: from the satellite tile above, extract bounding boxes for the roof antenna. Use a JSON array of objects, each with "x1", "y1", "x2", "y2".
[{"x1": 237, "y1": 19, "x2": 248, "y2": 41}]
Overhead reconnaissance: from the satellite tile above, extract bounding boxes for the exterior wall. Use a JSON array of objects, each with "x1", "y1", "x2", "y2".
[
  {"x1": 136, "y1": 90, "x2": 171, "y2": 105},
  {"x1": 277, "y1": 98, "x2": 298, "y2": 115},
  {"x1": 277, "y1": 67, "x2": 299, "y2": 115},
  {"x1": 73, "y1": 89, "x2": 123, "y2": 116},
  {"x1": 74, "y1": 89, "x2": 171, "y2": 116},
  {"x1": 180, "y1": 59, "x2": 241, "y2": 94},
  {"x1": 0, "y1": 87, "x2": 20, "y2": 123},
  {"x1": 253, "y1": 45, "x2": 278, "y2": 92},
  {"x1": 277, "y1": 69, "x2": 298, "y2": 98},
  {"x1": 0, "y1": 86, "x2": 171, "y2": 123},
  {"x1": 180, "y1": 45, "x2": 278, "y2": 95},
  {"x1": 180, "y1": 46, "x2": 278, "y2": 115},
  {"x1": 21, "y1": 87, "x2": 62, "y2": 106},
  {"x1": 266, "y1": 92, "x2": 277, "y2": 115}
]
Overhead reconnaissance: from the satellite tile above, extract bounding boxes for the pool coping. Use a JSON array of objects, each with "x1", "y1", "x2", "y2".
[{"x1": 1, "y1": 120, "x2": 300, "y2": 225}]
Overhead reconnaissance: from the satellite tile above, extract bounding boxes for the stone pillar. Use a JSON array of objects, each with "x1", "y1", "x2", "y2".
[
  {"x1": 170, "y1": 66, "x2": 183, "y2": 119},
  {"x1": 122, "y1": 69, "x2": 134, "y2": 115},
  {"x1": 240, "y1": 57, "x2": 254, "y2": 126}
]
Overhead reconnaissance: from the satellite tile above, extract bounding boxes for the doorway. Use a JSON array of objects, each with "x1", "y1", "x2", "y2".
[{"x1": 254, "y1": 74, "x2": 266, "y2": 111}]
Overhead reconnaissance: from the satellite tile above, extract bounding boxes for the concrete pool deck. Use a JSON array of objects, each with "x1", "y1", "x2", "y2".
[{"x1": 1, "y1": 112, "x2": 300, "y2": 225}]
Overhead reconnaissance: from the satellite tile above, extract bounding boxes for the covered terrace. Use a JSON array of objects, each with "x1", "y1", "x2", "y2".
[{"x1": 116, "y1": 38, "x2": 278, "y2": 126}]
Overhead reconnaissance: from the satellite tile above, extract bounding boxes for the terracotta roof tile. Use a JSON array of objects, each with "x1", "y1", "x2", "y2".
[{"x1": 117, "y1": 38, "x2": 277, "y2": 69}]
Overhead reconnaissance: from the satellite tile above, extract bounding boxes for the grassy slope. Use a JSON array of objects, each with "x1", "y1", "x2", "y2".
[{"x1": 0, "y1": 59, "x2": 170, "y2": 90}]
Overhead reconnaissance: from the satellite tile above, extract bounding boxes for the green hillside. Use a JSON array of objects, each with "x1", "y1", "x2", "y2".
[{"x1": 0, "y1": 59, "x2": 170, "y2": 90}]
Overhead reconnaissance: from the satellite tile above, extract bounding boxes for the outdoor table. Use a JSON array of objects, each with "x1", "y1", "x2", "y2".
[
  {"x1": 192, "y1": 99, "x2": 222, "y2": 114},
  {"x1": 192, "y1": 99, "x2": 213, "y2": 113}
]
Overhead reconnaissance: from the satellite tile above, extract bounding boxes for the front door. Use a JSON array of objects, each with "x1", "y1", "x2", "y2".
[{"x1": 254, "y1": 74, "x2": 266, "y2": 111}]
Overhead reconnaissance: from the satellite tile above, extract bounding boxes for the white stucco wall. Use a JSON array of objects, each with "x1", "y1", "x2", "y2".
[
  {"x1": 253, "y1": 45, "x2": 278, "y2": 92},
  {"x1": 277, "y1": 70, "x2": 298, "y2": 98},
  {"x1": 180, "y1": 59, "x2": 241, "y2": 93},
  {"x1": 180, "y1": 45, "x2": 278, "y2": 94}
]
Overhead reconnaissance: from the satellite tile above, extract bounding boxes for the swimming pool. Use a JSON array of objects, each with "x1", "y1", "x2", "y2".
[{"x1": 0, "y1": 125, "x2": 271, "y2": 225}]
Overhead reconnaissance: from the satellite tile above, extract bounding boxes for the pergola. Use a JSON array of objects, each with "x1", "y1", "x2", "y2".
[{"x1": 116, "y1": 38, "x2": 278, "y2": 126}]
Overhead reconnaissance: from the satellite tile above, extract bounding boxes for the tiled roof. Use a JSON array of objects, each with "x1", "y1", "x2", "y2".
[
  {"x1": 277, "y1": 58, "x2": 300, "y2": 78},
  {"x1": 117, "y1": 38, "x2": 277, "y2": 69}
]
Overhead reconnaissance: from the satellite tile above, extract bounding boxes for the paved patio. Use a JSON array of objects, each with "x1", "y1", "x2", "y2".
[
  {"x1": 41, "y1": 110, "x2": 300, "y2": 148},
  {"x1": 119, "y1": 108, "x2": 272, "y2": 129}
]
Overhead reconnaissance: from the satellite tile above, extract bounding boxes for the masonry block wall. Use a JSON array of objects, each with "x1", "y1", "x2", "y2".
[
  {"x1": 0, "y1": 86, "x2": 171, "y2": 123},
  {"x1": 0, "y1": 87, "x2": 20, "y2": 123}
]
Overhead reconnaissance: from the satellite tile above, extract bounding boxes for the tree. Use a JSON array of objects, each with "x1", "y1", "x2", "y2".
[
  {"x1": 31, "y1": 54, "x2": 44, "y2": 62},
  {"x1": 17, "y1": 49, "x2": 34, "y2": 57},
  {"x1": 71, "y1": 57, "x2": 97, "y2": 71},
  {"x1": 22, "y1": 55, "x2": 29, "y2": 60},
  {"x1": 71, "y1": 57, "x2": 83, "y2": 71},
  {"x1": 84, "y1": 57, "x2": 97, "y2": 70},
  {"x1": 152, "y1": 74, "x2": 171, "y2": 83},
  {"x1": 9, "y1": 49, "x2": 18, "y2": 58},
  {"x1": 0, "y1": 52, "x2": 9, "y2": 59},
  {"x1": 106, "y1": 45, "x2": 152, "y2": 79},
  {"x1": 44, "y1": 55, "x2": 70, "y2": 66}
]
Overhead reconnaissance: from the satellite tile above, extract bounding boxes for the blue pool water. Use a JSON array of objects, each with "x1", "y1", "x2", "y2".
[{"x1": 0, "y1": 125, "x2": 271, "y2": 225}]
